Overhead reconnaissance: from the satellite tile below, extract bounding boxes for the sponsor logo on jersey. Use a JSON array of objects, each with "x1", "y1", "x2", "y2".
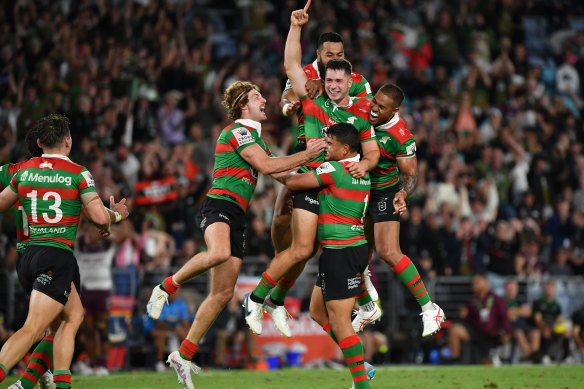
[
  {"x1": 321, "y1": 125, "x2": 330, "y2": 137},
  {"x1": 82, "y1": 171, "x2": 95, "y2": 187},
  {"x1": 347, "y1": 116, "x2": 357, "y2": 124},
  {"x1": 39, "y1": 161, "x2": 53, "y2": 169},
  {"x1": 316, "y1": 162, "x2": 335, "y2": 175},
  {"x1": 22, "y1": 171, "x2": 72, "y2": 186},
  {"x1": 406, "y1": 142, "x2": 416, "y2": 155},
  {"x1": 29, "y1": 226, "x2": 67, "y2": 234},
  {"x1": 232, "y1": 128, "x2": 255, "y2": 147}
]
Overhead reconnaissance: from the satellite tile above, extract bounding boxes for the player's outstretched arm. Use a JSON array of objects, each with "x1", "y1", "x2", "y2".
[
  {"x1": 284, "y1": 1, "x2": 311, "y2": 97},
  {"x1": 281, "y1": 88, "x2": 301, "y2": 117},
  {"x1": 0, "y1": 186, "x2": 18, "y2": 212},
  {"x1": 240, "y1": 137, "x2": 327, "y2": 176},
  {"x1": 284, "y1": 171, "x2": 321, "y2": 191}
]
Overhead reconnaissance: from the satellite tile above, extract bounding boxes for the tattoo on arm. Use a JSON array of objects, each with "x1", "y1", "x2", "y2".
[{"x1": 400, "y1": 174, "x2": 418, "y2": 198}]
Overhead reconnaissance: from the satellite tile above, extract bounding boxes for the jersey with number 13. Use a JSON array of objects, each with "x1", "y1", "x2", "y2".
[{"x1": 10, "y1": 154, "x2": 97, "y2": 252}]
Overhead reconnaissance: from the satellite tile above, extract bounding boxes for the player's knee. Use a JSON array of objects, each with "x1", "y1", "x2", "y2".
[
  {"x1": 213, "y1": 288, "x2": 234, "y2": 307},
  {"x1": 291, "y1": 243, "x2": 314, "y2": 263},
  {"x1": 309, "y1": 307, "x2": 326, "y2": 327},
  {"x1": 208, "y1": 248, "x2": 231, "y2": 266},
  {"x1": 377, "y1": 247, "x2": 402, "y2": 265},
  {"x1": 272, "y1": 214, "x2": 290, "y2": 230}
]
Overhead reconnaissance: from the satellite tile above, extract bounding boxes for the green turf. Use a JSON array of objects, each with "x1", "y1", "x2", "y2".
[{"x1": 3, "y1": 365, "x2": 583, "y2": 389}]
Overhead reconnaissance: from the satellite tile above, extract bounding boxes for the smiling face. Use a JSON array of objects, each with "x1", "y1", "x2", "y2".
[
  {"x1": 370, "y1": 90, "x2": 399, "y2": 126},
  {"x1": 317, "y1": 41, "x2": 344, "y2": 68},
  {"x1": 324, "y1": 135, "x2": 348, "y2": 161},
  {"x1": 324, "y1": 68, "x2": 351, "y2": 105},
  {"x1": 241, "y1": 89, "x2": 267, "y2": 122}
]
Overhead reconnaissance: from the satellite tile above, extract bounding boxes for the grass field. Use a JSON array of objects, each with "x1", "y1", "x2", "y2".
[{"x1": 4, "y1": 365, "x2": 584, "y2": 389}]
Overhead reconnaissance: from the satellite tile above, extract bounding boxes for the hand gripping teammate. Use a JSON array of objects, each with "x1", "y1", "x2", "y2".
[
  {"x1": 145, "y1": 81, "x2": 326, "y2": 389},
  {"x1": 243, "y1": 0, "x2": 380, "y2": 338}
]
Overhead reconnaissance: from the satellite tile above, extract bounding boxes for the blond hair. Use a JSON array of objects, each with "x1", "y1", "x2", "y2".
[{"x1": 222, "y1": 81, "x2": 260, "y2": 121}]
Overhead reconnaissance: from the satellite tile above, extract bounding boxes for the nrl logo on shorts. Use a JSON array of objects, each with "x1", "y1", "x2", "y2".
[{"x1": 378, "y1": 201, "x2": 386, "y2": 212}]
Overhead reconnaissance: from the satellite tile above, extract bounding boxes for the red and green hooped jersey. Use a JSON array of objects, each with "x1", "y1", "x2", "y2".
[
  {"x1": 313, "y1": 158, "x2": 370, "y2": 248},
  {"x1": 300, "y1": 94, "x2": 375, "y2": 171},
  {"x1": 371, "y1": 113, "x2": 416, "y2": 191},
  {"x1": 206, "y1": 120, "x2": 271, "y2": 212},
  {"x1": 285, "y1": 60, "x2": 372, "y2": 143},
  {"x1": 9, "y1": 155, "x2": 97, "y2": 252},
  {"x1": 0, "y1": 162, "x2": 29, "y2": 253}
]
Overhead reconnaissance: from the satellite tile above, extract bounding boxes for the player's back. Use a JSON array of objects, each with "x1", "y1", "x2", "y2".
[{"x1": 13, "y1": 155, "x2": 94, "y2": 252}]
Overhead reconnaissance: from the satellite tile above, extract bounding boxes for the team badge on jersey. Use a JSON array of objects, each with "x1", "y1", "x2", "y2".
[
  {"x1": 40, "y1": 161, "x2": 53, "y2": 169},
  {"x1": 316, "y1": 162, "x2": 335, "y2": 175},
  {"x1": 232, "y1": 128, "x2": 255, "y2": 147},
  {"x1": 82, "y1": 171, "x2": 95, "y2": 187}
]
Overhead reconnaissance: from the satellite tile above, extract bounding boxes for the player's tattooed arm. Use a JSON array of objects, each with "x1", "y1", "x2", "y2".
[
  {"x1": 400, "y1": 173, "x2": 418, "y2": 198},
  {"x1": 396, "y1": 155, "x2": 418, "y2": 198}
]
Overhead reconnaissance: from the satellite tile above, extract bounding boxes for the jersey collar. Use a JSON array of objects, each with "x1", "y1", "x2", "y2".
[
  {"x1": 339, "y1": 154, "x2": 360, "y2": 163},
  {"x1": 235, "y1": 119, "x2": 262, "y2": 136},
  {"x1": 42, "y1": 153, "x2": 72, "y2": 162},
  {"x1": 331, "y1": 96, "x2": 354, "y2": 111},
  {"x1": 375, "y1": 113, "x2": 400, "y2": 131}
]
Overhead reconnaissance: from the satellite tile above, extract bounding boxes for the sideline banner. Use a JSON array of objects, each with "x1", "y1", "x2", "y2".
[{"x1": 134, "y1": 176, "x2": 178, "y2": 205}]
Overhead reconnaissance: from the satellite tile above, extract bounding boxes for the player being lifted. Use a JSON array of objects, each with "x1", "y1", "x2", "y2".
[
  {"x1": 283, "y1": 123, "x2": 374, "y2": 389},
  {"x1": 272, "y1": 28, "x2": 379, "y2": 326},
  {"x1": 243, "y1": 0, "x2": 380, "y2": 337},
  {"x1": 146, "y1": 81, "x2": 327, "y2": 389},
  {"x1": 0, "y1": 114, "x2": 129, "y2": 388},
  {"x1": 358, "y1": 83, "x2": 444, "y2": 336}
]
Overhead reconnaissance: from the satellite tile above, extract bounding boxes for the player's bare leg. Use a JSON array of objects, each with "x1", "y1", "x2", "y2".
[
  {"x1": 271, "y1": 185, "x2": 294, "y2": 253},
  {"x1": 375, "y1": 221, "x2": 444, "y2": 337},
  {"x1": 53, "y1": 283, "x2": 84, "y2": 370},
  {"x1": 327, "y1": 297, "x2": 370, "y2": 389},
  {"x1": 0, "y1": 290, "x2": 62, "y2": 372}
]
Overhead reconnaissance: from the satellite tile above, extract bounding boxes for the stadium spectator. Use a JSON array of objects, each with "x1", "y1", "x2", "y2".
[
  {"x1": 503, "y1": 279, "x2": 538, "y2": 362},
  {"x1": 447, "y1": 274, "x2": 511, "y2": 364}
]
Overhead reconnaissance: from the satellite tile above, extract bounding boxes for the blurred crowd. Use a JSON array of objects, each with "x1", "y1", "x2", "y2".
[{"x1": 1, "y1": 0, "x2": 584, "y2": 370}]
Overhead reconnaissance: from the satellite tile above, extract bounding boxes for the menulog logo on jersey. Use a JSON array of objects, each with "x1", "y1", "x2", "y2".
[{"x1": 21, "y1": 170, "x2": 72, "y2": 186}]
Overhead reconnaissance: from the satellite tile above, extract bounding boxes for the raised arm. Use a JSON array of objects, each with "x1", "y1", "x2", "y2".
[
  {"x1": 239, "y1": 137, "x2": 327, "y2": 176},
  {"x1": 284, "y1": 1, "x2": 311, "y2": 97},
  {"x1": 347, "y1": 139, "x2": 380, "y2": 178}
]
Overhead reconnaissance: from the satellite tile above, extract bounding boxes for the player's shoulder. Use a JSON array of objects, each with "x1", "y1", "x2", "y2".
[
  {"x1": 350, "y1": 72, "x2": 365, "y2": 83},
  {"x1": 316, "y1": 161, "x2": 340, "y2": 175},
  {"x1": 387, "y1": 118, "x2": 414, "y2": 145},
  {"x1": 303, "y1": 63, "x2": 318, "y2": 78},
  {"x1": 346, "y1": 97, "x2": 371, "y2": 120}
]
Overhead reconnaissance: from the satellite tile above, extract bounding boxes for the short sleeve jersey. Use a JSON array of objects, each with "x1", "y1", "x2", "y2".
[
  {"x1": 0, "y1": 162, "x2": 28, "y2": 253},
  {"x1": 206, "y1": 120, "x2": 271, "y2": 212},
  {"x1": 10, "y1": 155, "x2": 97, "y2": 252},
  {"x1": 300, "y1": 94, "x2": 375, "y2": 171},
  {"x1": 532, "y1": 297, "x2": 562, "y2": 326},
  {"x1": 371, "y1": 113, "x2": 416, "y2": 191},
  {"x1": 313, "y1": 159, "x2": 370, "y2": 248},
  {"x1": 285, "y1": 60, "x2": 372, "y2": 143}
]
